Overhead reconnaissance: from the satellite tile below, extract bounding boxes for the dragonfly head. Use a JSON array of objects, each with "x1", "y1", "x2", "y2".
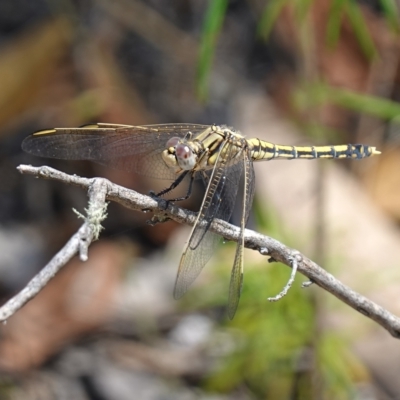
[{"x1": 162, "y1": 137, "x2": 198, "y2": 171}]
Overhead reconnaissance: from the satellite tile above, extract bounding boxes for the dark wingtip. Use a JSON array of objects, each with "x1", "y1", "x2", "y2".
[{"x1": 21, "y1": 135, "x2": 33, "y2": 153}]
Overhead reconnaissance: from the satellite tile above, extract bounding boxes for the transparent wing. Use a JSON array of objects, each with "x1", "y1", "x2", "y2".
[
  {"x1": 228, "y1": 150, "x2": 256, "y2": 319},
  {"x1": 22, "y1": 123, "x2": 209, "y2": 180},
  {"x1": 174, "y1": 142, "x2": 244, "y2": 299}
]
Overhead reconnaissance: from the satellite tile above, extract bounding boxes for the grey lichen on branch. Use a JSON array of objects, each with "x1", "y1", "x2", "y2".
[
  {"x1": 4, "y1": 164, "x2": 400, "y2": 339},
  {"x1": 0, "y1": 170, "x2": 108, "y2": 322}
]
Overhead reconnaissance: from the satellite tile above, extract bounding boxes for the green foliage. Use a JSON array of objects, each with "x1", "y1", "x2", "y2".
[
  {"x1": 204, "y1": 260, "x2": 315, "y2": 398},
  {"x1": 293, "y1": 81, "x2": 400, "y2": 120},
  {"x1": 258, "y1": 0, "x2": 288, "y2": 40},
  {"x1": 326, "y1": 0, "x2": 346, "y2": 47},
  {"x1": 180, "y1": 197, "x2": 369, "y2": 398},
  {"x1": 342, "y1": 0, "x2": 377, "y2": 59},
  {"x1": 318, "y1": 334, "x2": 370, "y2": 399},
  {"x1": 202, "y1": 198, "x2": 313, "y2": 397},
  {"x1": 259, "y1": 0, "x2": 382, "y2": 60},
  {"x1": 379, "y1": 0, "x2": 400, "y2": 32},
  {"x1": 196, "y1": 0, "x2": 228, "y2": 101},
  {"x1": 200, "y1": 0, "x2": 400, "y2": 121},
  {"x1": 0, "y1": 377, "x2": 14, "y2": 400},
  {"x1": 258, "y1": 0, "x2": 316, "y2": 40}
]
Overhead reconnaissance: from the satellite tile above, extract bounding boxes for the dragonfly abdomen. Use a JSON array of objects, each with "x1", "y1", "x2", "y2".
[{"x1": 248, "y1": 138, "x2": 380, "y2": 161}]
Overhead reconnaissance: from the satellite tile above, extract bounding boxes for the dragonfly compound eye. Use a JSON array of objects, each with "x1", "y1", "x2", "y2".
[
  {"x1": 175, "y1": 143, "x2": 197, "y2": 170},
  {"x1": 166, "y1": 137, "x2": 181, "y2": 150}
]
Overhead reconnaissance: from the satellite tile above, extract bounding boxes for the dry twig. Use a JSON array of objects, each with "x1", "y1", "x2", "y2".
[{"x1": 3, "y1": 164, "x2": 400, "y2": 338}]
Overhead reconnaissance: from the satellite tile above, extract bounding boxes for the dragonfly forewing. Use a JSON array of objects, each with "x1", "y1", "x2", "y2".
[{"x1": 22, "y1": 123, "x2": 209, "y2": 180}]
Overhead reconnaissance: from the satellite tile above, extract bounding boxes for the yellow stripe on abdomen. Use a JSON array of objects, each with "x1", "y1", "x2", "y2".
[{"x1": 248, "y1": 138, "x2": 380, "y2": 161}]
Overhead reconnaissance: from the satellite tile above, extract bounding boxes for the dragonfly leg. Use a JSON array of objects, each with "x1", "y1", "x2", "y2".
[
  {"x1": 146, "y1": 174, "x2": 194, "y2": 223},
  {"x1": 151, "y1": 171, "x2": 189, "y2": 198},
  {"x1": 149, "y1": 171, "x2": 195, "y2": 203},
  {"x1": 164, "y1": 173, "x2": 194, "y2": 202}
]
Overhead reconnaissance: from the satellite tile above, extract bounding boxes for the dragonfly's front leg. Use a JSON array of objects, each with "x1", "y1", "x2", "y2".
[
  {"x1": 150, "y1": 171, "x2": 195, "y2": 203},
  {"x1": 147, "y1": 172, "x2": 195, "y2": 225}
]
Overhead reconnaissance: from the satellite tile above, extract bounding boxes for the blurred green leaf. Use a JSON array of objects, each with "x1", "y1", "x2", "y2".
[
  {"x1": 327, "y1": 87, "x2": 400, "y2": 118},
  {"x1": 318, "y1": 335, "x2": 369, "y2": 399},
  {"x1": 293, "y1": 0, "x2": 315, "y2": 23},
  {"x1": 205, "y1": 260, "x2": 315, "y2": 397},
  {"x1": 326, "y1": 0, "x2": 346, "y2": 48},
  {"x1": 298, "y1": 120, "x2": 345, "y2": 142},
  {"x1": 293, "y1": 82, "x2": 400, "y2": 120},
  {"x1": 326, "y1": 0, "x2": 380, "y2": 56},
  {"x1": 196, "y1": 0, "x2": 228, "y2": 102},
  {"x1": 66, "y1": 89, "x2": 107, "y2": 121},
  {"x1": 258, "y1": 0, "x2": 288, "y2": 40},
  {"x1": 344, "y1": 0, "x2": 377, "y2": 60},
  {"x1": 379, "y1": 0, "x2": 400, "y2": 32}
]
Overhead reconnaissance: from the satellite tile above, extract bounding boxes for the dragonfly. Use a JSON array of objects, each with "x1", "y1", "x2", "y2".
[{"x1": 22, "y1": 123, "x2": 380, "y2": 318}]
